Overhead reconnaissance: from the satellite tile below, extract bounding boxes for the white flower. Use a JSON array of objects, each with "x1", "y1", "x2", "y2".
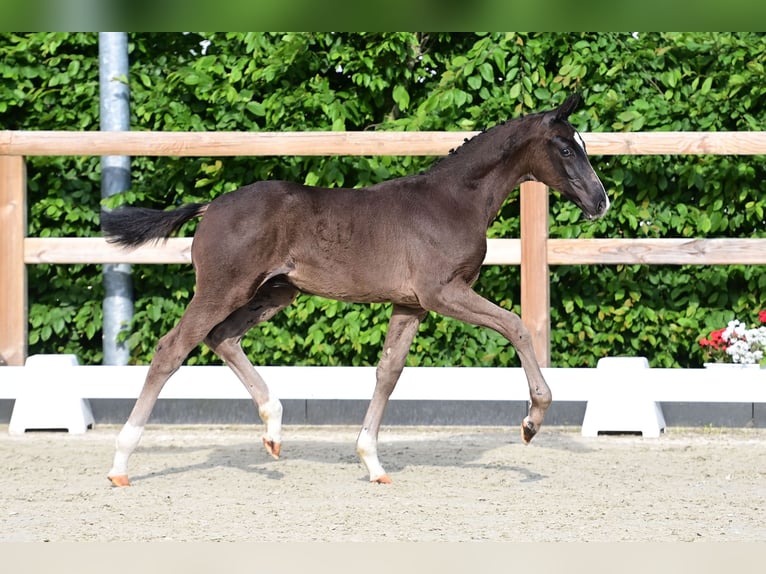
[{"x1": 723, "y1": 323, "x2": 766, "y2": 364}]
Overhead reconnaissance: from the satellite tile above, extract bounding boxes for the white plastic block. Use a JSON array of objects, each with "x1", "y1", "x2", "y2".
[
  {"x1": 8, "y1": 354, "x2": 95, "y2": 434},
  {"x1": 581, "y1": 356, "x2": 666, "y2": 437}
]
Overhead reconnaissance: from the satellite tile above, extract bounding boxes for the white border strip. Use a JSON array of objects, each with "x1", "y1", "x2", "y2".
[{"x1": 1, "y1": 366, "x2": 764, "y2": 403}]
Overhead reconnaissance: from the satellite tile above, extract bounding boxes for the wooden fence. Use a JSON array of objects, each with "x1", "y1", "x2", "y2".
[{"x1": 2, "y1": 130, "x2": 766, "y2": 368}]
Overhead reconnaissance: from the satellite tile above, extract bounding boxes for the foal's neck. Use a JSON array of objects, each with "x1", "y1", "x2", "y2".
[{"x1": 428, "y1": 116, "x2": 538, "y2": 226}]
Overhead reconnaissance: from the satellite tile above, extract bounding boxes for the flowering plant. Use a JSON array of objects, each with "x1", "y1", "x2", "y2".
[{"x1": 699, "y1": 310, "x2": 766, "y2": 366}]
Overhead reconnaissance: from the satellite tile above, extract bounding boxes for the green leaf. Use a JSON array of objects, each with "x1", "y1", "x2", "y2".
[
  {"x1": 729, "y1": 74, "x2": 745, "y2": 86},
  {"x1": 392, "y1": 84, "x2": 410, "y2": 111},
  {"x1": 479, "y1": 62, "x2": 494, "y2": 83}
]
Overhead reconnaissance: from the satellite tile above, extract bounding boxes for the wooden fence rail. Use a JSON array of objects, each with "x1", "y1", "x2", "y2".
[
  {"x1": 2, "y1": 130, "x2": 766, "y2": 367},
  {"x1": 4, "y1": 130, "x2": 766, "y2": 156}
]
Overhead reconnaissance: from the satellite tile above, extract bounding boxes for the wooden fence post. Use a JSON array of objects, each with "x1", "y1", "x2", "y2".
[
  {"x1": 0, "y1": 156, "x2": 27, "y2": 366},
  {"x1": 520, "y1": 181, "x2": 550, "y2": 367}
]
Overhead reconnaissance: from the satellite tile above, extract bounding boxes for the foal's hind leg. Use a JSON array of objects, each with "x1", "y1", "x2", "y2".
[
  {"x1": 357, "y1": 304, "x2": 427, "y2": 483},
  {"x1": 204, "y1": 280, "x2": 298, "y2": 460},
  {"x1": 423, "y1": 282, "x2": 552, "y2": 444},
  {"x1": 108, "y1": 294, "x2": 249, "y2": 486}
]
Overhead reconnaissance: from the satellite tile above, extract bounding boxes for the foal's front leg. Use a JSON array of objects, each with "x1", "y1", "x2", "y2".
[
  {"x1": 424, "y1": 282, "x2": 552, "y2": 443},
  {"x1": 357, "y1": 305, "x2": 426, "y2": 483}
]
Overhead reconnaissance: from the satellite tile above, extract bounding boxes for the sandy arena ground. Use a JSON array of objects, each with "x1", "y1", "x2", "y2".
[{"x1": 0, "y1": 424, "x2": 764, "y2": 542}]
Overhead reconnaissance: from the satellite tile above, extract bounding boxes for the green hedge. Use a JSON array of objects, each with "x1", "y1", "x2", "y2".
[{"x1": 2, "y1": 32, "x2": 764, "y2": 367}]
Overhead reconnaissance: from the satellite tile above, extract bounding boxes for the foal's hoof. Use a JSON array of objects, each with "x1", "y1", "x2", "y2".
[
  {"x1": 371, "y1": 474, "x2": 392, "y2": 484},
  {"x1": 262, "y1": 437, "x2": 281, "y2": 459},
  {"x1": 520, "y1": 417, "x2": 538, "y2": 444},
  {"x1": 108, "y1": 474, "x2": 131, "y2": 487}
]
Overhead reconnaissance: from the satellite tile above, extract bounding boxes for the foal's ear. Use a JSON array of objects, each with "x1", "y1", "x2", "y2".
[{"x1": 553, "y1": 93, "x2": 582, "y2": 121}]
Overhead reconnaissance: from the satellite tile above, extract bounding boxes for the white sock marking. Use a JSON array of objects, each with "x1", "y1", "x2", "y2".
[
  {"x1": 109, "y1": 422, "x2": 144, "y2": 477},
  {"x1": 357, "y1": 428, "x2": 387, "y2": 481},
  {"x1": 259, "y1": 398, "x2": 283, "y2": 444}
]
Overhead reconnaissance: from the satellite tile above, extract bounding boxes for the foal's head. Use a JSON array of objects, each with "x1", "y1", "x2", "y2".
[{"x1": 526, "y1": 93, "x2": 609, "y2": 220}]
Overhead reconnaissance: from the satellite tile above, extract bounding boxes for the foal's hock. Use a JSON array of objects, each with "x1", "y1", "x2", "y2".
[{"x1": 101, "y1": 93, "x2": 608, "y2": 486}]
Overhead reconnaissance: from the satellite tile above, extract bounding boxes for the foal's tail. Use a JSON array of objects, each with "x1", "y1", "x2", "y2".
[{"x1": 101, "y1": 203, "x2": 208, "y2": 248}]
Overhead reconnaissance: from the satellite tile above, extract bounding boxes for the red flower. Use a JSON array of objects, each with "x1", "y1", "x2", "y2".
[
  {"x1": 759, "y1": 310, "x2": 766, "y2": 323},
  {"x1": 699, "y1": 328, "x2": 727, "y2": 350}
]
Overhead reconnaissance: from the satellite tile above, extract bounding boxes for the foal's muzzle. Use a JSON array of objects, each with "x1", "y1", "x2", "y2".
[{"x1": 578, "y1": 187, "x2": 610, "y2": 220}]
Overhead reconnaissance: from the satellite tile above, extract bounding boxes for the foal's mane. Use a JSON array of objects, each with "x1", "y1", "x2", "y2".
[{"x1": 425, "y1": 110, "x2": 543, "y2": 175}]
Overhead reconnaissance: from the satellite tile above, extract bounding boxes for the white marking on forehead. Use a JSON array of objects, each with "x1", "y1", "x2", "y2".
[{"x1": 573, "y1": 130, "x2": 587, "y2": 154}]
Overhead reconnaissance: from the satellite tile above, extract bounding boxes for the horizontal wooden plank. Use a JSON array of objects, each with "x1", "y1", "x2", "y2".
[
  {"x1": 23, "y1": 237, "x2": 766, "y2": 266},
  {"x1": 584, "y1": 131, "x2": 766, "y2": 155},
  {"x1": 23, "y1": 237, "x2": 521, "y2": 265},
  {"x1": 24, "y1": 237, "x2": 193, "y2": 264},
  {"x1": 0, "y1": 130, "x2": 470, "y2": 157},
  {"x1": 1, "y1": 365, "x2": 765, "y2": 402},
  {"x1": 3, "y1": 130, "x2": 766, "y2": 157},
  {"x1": 484, "y1": 239, "x2": 521, "y2": 265},
  {"x1": 547, "y1": 238, "x2": 766, "y2": 265}
]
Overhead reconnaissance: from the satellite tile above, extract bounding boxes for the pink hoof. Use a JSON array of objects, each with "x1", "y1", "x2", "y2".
[
  {"x1": 371, "y1": 474, "x2": 392, "y2": 484},
  {"x1": 262, "y1": 437, "x2": 281, "y2": 459},
  {"x1": 108, "y1": 474, "x2": 131, "y2": 487}
]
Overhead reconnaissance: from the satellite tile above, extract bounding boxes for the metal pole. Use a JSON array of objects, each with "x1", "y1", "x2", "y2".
[{"x1": 99, "y1": 32, "x2": 133, "y2": 365}]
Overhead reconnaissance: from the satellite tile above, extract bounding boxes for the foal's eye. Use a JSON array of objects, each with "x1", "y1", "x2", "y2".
[{"x1": 560, "y1": 147, "x2": 572, "y2": 157}]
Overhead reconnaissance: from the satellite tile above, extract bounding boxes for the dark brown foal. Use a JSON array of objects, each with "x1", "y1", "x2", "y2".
[{"x1": 102, "y1": 93, "x2": 608, "y2": 485}]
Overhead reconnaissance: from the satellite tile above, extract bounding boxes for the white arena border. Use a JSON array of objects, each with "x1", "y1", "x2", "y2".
[{"x1": 2, "y1": 363, "x2": 765, "y2": 403}]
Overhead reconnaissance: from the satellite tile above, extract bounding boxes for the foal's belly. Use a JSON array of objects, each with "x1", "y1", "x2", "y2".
[{"x1": 285, "y1": 266, "x2": 420, "y2": 307}]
